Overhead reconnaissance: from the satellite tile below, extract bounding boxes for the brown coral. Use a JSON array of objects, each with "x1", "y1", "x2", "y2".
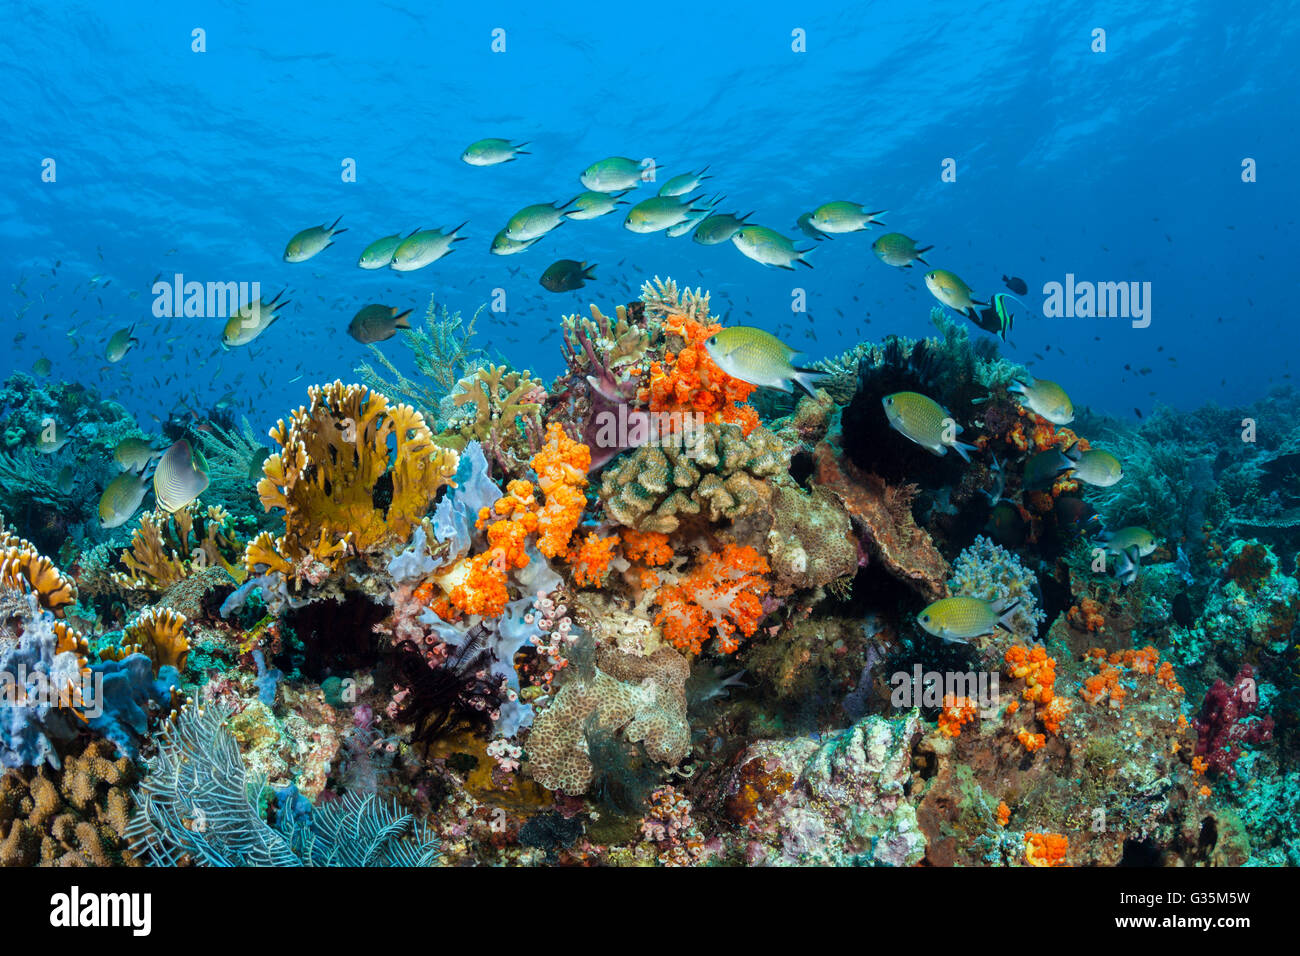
[
  {"x1": 0, "y1": 737, "x2": 139, "y2": 866},
  {"x1": 112, "y1": 503, "x2": 243, "y2": 593},
  {"x1": 248, "y1": 381, "x2": 459, "y2": 578},
  {"x1": 526, "y1": 646, "x2": 690, "y2": 794},
  {"x1": 0, "y1": 531, "x2": 87, "y2": 661},
  {"x1": 101, "y1": 607, "x2": 190, "y2": 676},
  {"x1": 811, "y1": 442, "x2": 949, "y2": 601}
]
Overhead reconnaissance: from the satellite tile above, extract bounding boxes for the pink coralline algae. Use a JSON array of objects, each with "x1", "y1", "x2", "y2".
[{"x1": 1193, "y1": 665, "x2": 1274, "y2": 779}]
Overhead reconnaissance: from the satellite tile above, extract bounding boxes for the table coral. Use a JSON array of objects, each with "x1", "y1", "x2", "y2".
[
  {"x1": 247, "y1": 380, "x2": 459, "y2": 580},
  {"x1": 811, "y1": 442, "x2": 949, "y2": 601}
]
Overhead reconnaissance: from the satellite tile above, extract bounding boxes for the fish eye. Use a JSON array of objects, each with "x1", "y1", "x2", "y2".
[{"x1": 920, "y1": 614, "x2": 930, "y2": 622}]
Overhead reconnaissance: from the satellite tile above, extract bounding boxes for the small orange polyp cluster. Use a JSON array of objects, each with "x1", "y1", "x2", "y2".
[
  {"x1": 997, "y1": 801, "x2": 1011, "y2": 826},
  {"x1": 1080, "y1": 646, "x2": 1184, "y2": 708},
  {"x1": 532, "y1": 423, "x2": 590, "y2": 559},
  {"x1": 621, "y1": 529, "x2": 673, "y2": 567},
  {"x1": 570, "y1": 533, "x2": 619, "y2": 587},
  {"x1": 1067, "y1": 597, "x2": 1105, "y2": 632},
  {"x1": 639, "y1": 315, "x2": 759, "y2": 436},
  {"x1": 1024, "y1": 832, "x2": 1068, "y2": 867},
  {"x1": 1018, "y1": 731, "x2": 1046, "y2": 752},
  {"x1": 654, "y1": 544, "x2": 770, "y2": 655},
  {"x1": 1005, "y1": 643, "x2": 1070, "y2": 740},
  {"x1": 938, "y1": 695, "x2": 978, "y2": 738},
  {"x1": 1008, "y1": 409, "x2": 1089, "y2": 456}
]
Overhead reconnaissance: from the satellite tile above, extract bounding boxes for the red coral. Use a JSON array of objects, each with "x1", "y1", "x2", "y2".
[{"x1": 1193, "y1": 665, "x2": 1273, "y2": 779}]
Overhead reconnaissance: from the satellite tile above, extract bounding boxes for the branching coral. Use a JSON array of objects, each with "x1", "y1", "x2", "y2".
[
  {"x1": 640, "y1": 276, "x2": 711, "y2": 325},
  {"x1": 441, "y1": 364, "x2": 545, "y2": 475},
  {"x1": 246, "y1": 381, "x2": 459, "y2": 582},
  {"x1": 654, "y1": 544, "x2": 771, "y2": 655},
  {"x1": 112, "y1": 503, "x2": 243, "y2": 593},
  {"x1": 526, "y1": 645, "x2": 690, "y2": 794},
  {"x1": 599, "y1": 422, "x2": 788, "y2": 533},
  {"x1": 0, "y1": 737, "x2": 138, "y2": 866}
]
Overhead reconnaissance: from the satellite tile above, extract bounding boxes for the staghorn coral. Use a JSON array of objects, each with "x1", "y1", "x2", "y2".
[
  {"x1": 640, "y1": 276, "x2": 710, "y2": 325},
  {"x1": 526, "y1": 644, "x2": 690, "y2": 794},
  {"x1": 599, "y1": 422, "x2": 788, "y2": 534},
  {"x1": 441, "y1": 364, "x2": 545, "y2": 475},
  {"x1": 247, "y1": 380, "x2": 459, "y2": 582},
  {"x1": 811, "y1": 442, "x2": 949, "y2": 601},
  {"x1": 112, "y1": 503, "x2": 243, "y2": 594},
  {"x1": 0, "y1": 737, "x2": 138, "y2": 866},
  {"x1": 355, "y1": 294, "x2": 489, "y2": 420}
]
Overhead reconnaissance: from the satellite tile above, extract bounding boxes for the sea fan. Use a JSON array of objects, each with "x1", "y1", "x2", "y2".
[{"x1": 126, "y1": 703, "x2": 439, "y2": 866}]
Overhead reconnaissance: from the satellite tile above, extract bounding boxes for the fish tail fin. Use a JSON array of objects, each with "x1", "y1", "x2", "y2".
[
  {"x1": 916, "y1": 244, "x2": 934, "y2": 255},
  {"x1": 739, "y1": 211, "x2": 754, "y2": 222},
  {"x1": 796, "y1": 250, "x2": 815, "y2": 269},
  {"x1": 1063, "y1": 439, "x2": 1083, "y2": 462},
  {"x1": 515, "y1": 142, "x2": 530, "y2": 152},
  {"x1": 450, "y1": 220, "x2": 469, "y2": 237},
  {"x1": 329, "y1": 215, "x2": 344, "y2": 231},
  {"x1": 557, "y1": 196, "x2": 577, "y2": 210},
  {"x1": 583, "y1": 263, "x2": 598, "y2": 280},
  {"x1": 995, "y1": 599, "x2": 1022, "y2": 633},
  {"x1": 951, "y1": 440, "x2": 978, "y2": 463},
  {"x1": 791, "y1": 367, "x2": 827, "y2": 397},
  {"x1": 393, "y1": 309, "x2": 413, "y2": 329},
  {"x1": 866, "y1": 209, "x2": 888, "y2": 224}
]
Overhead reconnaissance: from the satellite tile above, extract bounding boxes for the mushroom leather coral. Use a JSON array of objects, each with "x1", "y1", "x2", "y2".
[{"x1": 247, "y1": 381, "x2": 459, "y2": 575}]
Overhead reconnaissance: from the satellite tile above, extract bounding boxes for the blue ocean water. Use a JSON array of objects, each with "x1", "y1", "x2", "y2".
[{"x1": 2, "y1": 0, "x2": 1296, "y2": 430}]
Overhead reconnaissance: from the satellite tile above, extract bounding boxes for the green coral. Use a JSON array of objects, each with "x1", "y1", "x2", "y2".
[
  {"x1": 599, "y1": 423, "x2": 789, "y2": 533},
  {"x1": 354, "y1": 294, "x2": 489, "y2": 422},
  {"x1": 439, "y1": 364, "x2": 545, "y2": 475}
]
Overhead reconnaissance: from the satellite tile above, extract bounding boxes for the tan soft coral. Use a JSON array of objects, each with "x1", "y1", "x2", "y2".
[{"x1": 246, "y1": 380, "x2": 459, "y2": 578}]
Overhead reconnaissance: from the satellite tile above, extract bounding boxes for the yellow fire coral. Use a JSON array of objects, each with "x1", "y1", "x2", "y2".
[
  {"x1": 112, "y1": 503, "x2": 243, "y2": 593},
  {"x1": 247, "y1": 381, "x2": 459, "y2": 578},
  {"x1": 102, "y1": 607, "x2": 190, "y2": 676}
]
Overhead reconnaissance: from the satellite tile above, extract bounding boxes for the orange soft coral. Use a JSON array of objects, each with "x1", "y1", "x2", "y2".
[
  {"x1": 1067, "y1": 597, "x2": 1105, "y2": 632},
  {"x1": 1018, "y1": 730, "x2": 1047, "y2": 752},
  {"x1": 532, "y1": 423, "x2": 590, "y2": 559},
  {"x1": 938, "y1": 695, "x2": 978, "y2": 738},
  {"x1": 996, "y1": 801, "x2": 1011, "y2": 827},
  {"x1": 1006, "y1": 643, "x2": 1071, "y2": 737},
  {"x1": 1024, "y1": 832, "x2": 1068, "y2": 867},
  {"x1": 570, "y1": 532, "x2": 618, "y2": 588},
  {"x1": 621, "y1": 529, "x2": 673, "y2": 567},
  {"x1": 449, "y1": 554, "x2": 510, "y2": 618},
  {"x1": 638, "y1": 315, "x2": 759, "y2": 436},
  {"x1": 1079, "y1": 645, "x2": 1183, "y2": 708},
  {"x1": 654, "y1": 544, "x2": 770, "y2": 655}
]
